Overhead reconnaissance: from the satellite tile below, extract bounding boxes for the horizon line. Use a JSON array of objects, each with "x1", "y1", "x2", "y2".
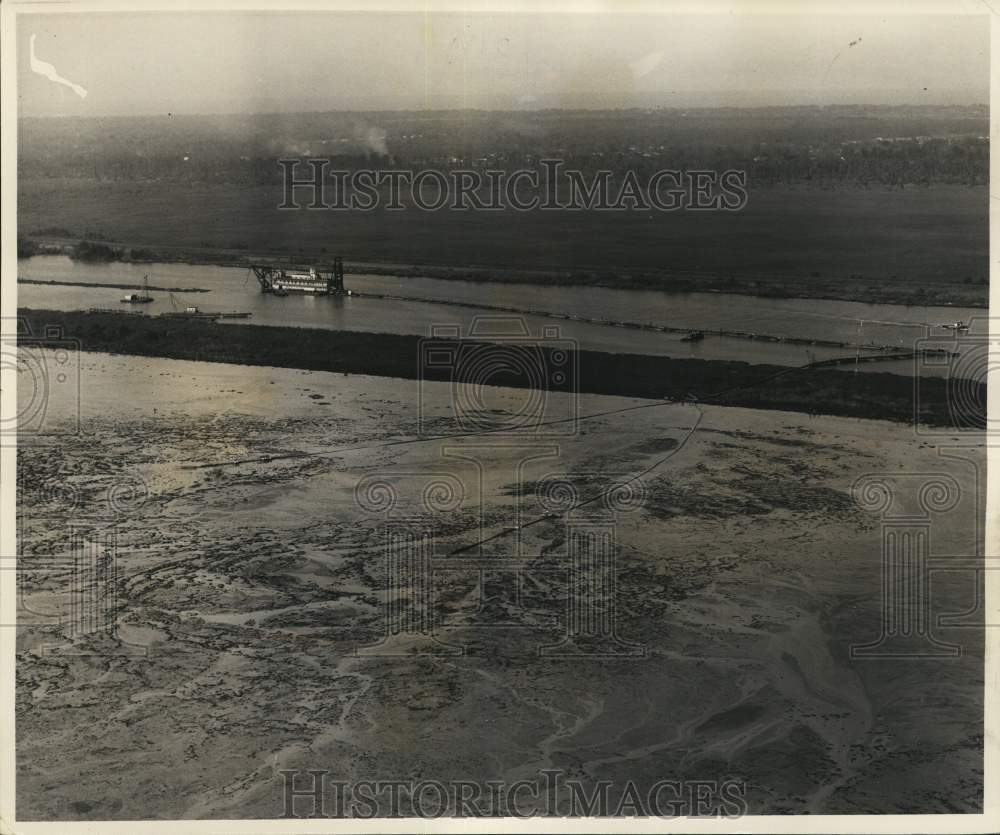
[{"x1": 17, "y1": 100, "x2": 991, "y2": 121}]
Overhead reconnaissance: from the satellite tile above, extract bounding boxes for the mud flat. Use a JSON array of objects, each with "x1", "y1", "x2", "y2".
[{"x1": 16, "y1": 352, "x2": 983, "y2": 819}]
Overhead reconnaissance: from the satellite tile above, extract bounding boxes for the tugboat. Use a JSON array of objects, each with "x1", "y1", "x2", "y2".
[
  {"x1": 121, "y1": 275, "x2": 153, "y2": 304},
  {"x1": 681, "y1": 330, "x2": 705, "y2": 342}
]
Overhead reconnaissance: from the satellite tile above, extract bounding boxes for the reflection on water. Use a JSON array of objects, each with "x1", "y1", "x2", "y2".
[{"x1": 17, "y1": 255, "x2": 984, "y2": 377}]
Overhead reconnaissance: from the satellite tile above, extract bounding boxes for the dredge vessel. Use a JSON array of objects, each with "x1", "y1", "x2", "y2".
[{"x1": 249, "y1": 258, "x2": 346, "y2": 296}]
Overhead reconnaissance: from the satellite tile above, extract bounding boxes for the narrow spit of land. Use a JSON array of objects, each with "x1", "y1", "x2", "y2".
[
  {"x1": 19, "y1": 308, "x2": 975, "y2": 426},
  {"x1": 18, "y1": 278, "x2": 211, "y2": 293}
]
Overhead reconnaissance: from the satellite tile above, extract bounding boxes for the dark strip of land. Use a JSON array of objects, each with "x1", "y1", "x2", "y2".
[
  {"x1": 19, "y1": 180, "x2": 989, "y2": 307},
  {"x1": 19, "y1": 308, "x2": 978, "y2": 427}
]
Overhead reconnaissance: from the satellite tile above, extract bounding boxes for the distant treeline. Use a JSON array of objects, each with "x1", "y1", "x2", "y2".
[
  {"x1": 69, "y1": 239, "x2": 123, "y2": 261},
  {"x1": 18, "y1": 106, "x2": 988, "y2": 188},
  {"x1": 16, "y1": 236, "x2": 161, "y2": 263}
]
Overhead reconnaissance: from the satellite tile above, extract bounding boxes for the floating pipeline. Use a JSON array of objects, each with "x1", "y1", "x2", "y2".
[
  {"x1": 346, "y1": 291, "x2": 918, "y2": 353},
  {"x1": 84, "y1": 301, "x2": 952, "y2": 363},
  {"x1": 42, "y1": 279, "x2": 924, "y2": 351}
]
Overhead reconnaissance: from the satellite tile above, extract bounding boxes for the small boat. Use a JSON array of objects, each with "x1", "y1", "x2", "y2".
[
  {"x1": 939, "y1": 320, "x2": 970, "y2": 332},
  {"x1": 121, "y1": 275, "x2": 153, "y2": 304},
  {"x1": 681, "y1": 330, "x2": 705, "y2": 342}
]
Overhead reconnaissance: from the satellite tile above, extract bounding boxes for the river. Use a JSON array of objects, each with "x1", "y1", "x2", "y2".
[{"x1": 17, "y1": 255, "x2": 984, "y2": 377}]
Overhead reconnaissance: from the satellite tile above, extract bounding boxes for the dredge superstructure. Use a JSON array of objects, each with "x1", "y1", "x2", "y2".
[{"x1": 249, "y1": 257, "x2": 345, "y2": 295}]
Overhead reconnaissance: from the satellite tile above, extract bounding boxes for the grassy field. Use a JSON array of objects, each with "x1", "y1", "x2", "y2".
[
  {"x1": 21, "y1": 308, "x2": 974, "y2": 426},
  {"x1": 18, "y1": 180, "x2": 988, "y2": 306}
]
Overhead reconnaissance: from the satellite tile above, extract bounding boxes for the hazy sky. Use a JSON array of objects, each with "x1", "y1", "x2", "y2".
[{"x1": 17, "y1": 11, "x2": 989, "y2": 117}]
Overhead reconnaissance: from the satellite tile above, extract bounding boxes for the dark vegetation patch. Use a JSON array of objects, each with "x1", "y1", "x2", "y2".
[
  {"x1": 643, "y1": 475, "x2": 857, "y2": 520},
  {"x1": 643, "y1": 481, "x2": 740, "y2": 520},
  {"x1": 629, "y1": 437, "x2": 680, "y2": 455},
  {"x1": 71, "y1": 239, "x2": 124, "y2": 262},
  {"x1": 697, "y1": 703, "x2": 768, "y2": 733},
  {"x1": 702, "y1": 427, "x2": 877, "y2": 458},
  {"x1": 733, "y1": 477, "x2": 856, "y2": 516},
  {"x1": 261, "y1": 603, "x2": 377, "y2": 631}
]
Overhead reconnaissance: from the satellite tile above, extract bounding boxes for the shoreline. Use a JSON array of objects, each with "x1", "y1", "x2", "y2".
[{"x1": 19, "y1": 307, "x2": 974, "y2": 427}]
